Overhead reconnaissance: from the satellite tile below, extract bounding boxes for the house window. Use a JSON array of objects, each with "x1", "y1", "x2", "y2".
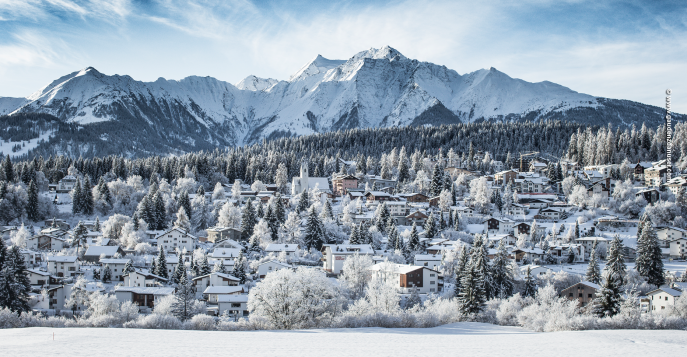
[
  {"x1": 569, "y1": 293, "x2": 573, "y2": 297},
  {"x1": 578, "y1": 293, "x2": 583, "y2": 297},
  {"x1": 588, "y1": 294, "x2": 592, "y2": 298}
]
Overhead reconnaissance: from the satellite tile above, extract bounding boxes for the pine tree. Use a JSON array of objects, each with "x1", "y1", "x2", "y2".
[
  {"x1": 82, "y1": 177, "x2": 94, "y2": 215},
  {"x1": 123, "y1": 260, "x2": 134, "y2": 275},
  {"x1": 574, "y1": 220, "x2": 580, "y2": 238},
  {"x1": 492, "y1": 239, "x2": 514, "y2": 298},
  {"x1": 375, "y1": 203, "x2": 390, "y2": 233},
  {"x1": 198, "y1": 255, "x2": 212, "y2": 276},
  {"x1": 349, "y1": 224, "x2": 359, "y2": 244},
  {"x1": 2, "y1": 155, "x2": 13, "y2": 183},
  {"x1": 172, "y1": 254, "x2": 185, "y2": 284},
  {"x1": 232, "y1": 251, "x2": 247, "y2": 284},
  {"x1": 459, "y1": 263, "x2": 485, "y2": 315},
  {"x1": 636, "y1": 220, "x2": 665, "y2": 287},
  {"x1": 102, "y1": 264, "x2": 112, "y2": 283},
  {"x1": 408, "y1": 223, "x2": 420, "y2": 251},
  {"x1": 212, "y1": 261, "x2": 227, "y2": 274},
  {"x1": 98, "y1": 177, "x2": 112, "y2": 205},
  {"x1": 73, "y1": 221, "x2": 88, "y2": 258},
  {"x1": 155, "y1": 247, "x2": 169, "y2": 279},
  {"x1": 593, "y1": 271, "x2": 621, "y2": 318},
  {"x1": 606, "y1": 234, "x2": 626, "y2": 286},
  {"x1": 93, "y1": 216, "x2": 101, "y2": 232},
  {"x1": 264, "y1": 205, "x2": 279, "y2": 241},
  {"x1": 178, "y1": 190, "x2": 192, "y2": 223},
  {"x1": 429, "y1": 162, "x2": 444, "y2": 197},
  {"x1": 424, "y1": 213, "x2": 437, "y2": 238},
  {"x1": 453, "y1": 245, "x2": 469, "y2": 297},
  {"x1": 273, "y1": 193, "x2": 286, "y2": 223},
  {"x1": 0, "y1": 246, "x2": 31, "y2": 313},
  {"x1": 256, "y1": 202, "x2": 264, "y2": 219},
  {"x1": 470, "y1": 235, "x2": 495, "y2": 300},
  {"x1": 585, "y1": 241, "x2": 601, "y2": 284},
  {"x1": 153, "y1": 191, "x2": 167, "y2": 230},
  {"x1": 72, "y1": 179, "x2": 82, "y2": 215},
  {"x1": 297, "y1": 190, "x2": 310, "y2": 213},
  {"x1": 303, "y1": 206, "x2": 325, "y2": 250},
  {"x1": 240, "y1": 199, "x2": 257, "y2": 242},
  {"x1": 321, "y1": 200, "x2": 334, "y2": 221},
  {"x1": 171, "y1": 272, "x2": 196, "y2": 322},
  {"x1": 26, "y1": 179, "x2": 39, "y2": 221},
  {"x1": 522, "y1": 266, "x2": 536, "y2": 298},
  {"x1": 93, "y1": 268, "x2": 100, "y2": 281}
]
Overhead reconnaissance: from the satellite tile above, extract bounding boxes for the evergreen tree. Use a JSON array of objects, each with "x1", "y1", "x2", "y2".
[
  {"x1": 172, "y1": 254, "x2": 185, "y2": 284},
  {"x1": 178, "y1": 190, "x2": 192, "y2": 223},
  {"x1": 585, "y1": 241, "x2": 601, "y2": 284},
  {"x1": 98, "y1": 177, "x2": 112, "y2": 205},
  {"x1": 273, "y1": 193, "x2": 286, "y2": 223},
  {"x1": 387, "y1": 224, "x2": 398, "y2": 250},
  {"x1": 297, "y1": 190, "x2": 310, "y2": 213},
  {"x1": 93, "y1": 268, "x2": 100, "y2": 281},
  {"x1": 593, "y1": 271, "x2": 621, "y2": 318},
  {"x1": 0, "y1": 246, "x2": 31, "y2": 313},
  {"x1": 26, "y1": 179, "x2": 39, "y2": 221},
  {"x1": 606, "y1": 234, "x2": 627, "y2": 285},
  {"x1": 492, "y1": 239, "x2": 514, "y2": 298},
  {"x1": 72, "y1": 179, "x2": 83, "y2": 215},
  {"x1": 408, "y1": 223, "x2": 420, "y2": 251},
  {"x1": 522, "y1": 266, "x2": 536, "y2": 298},
  {"x1": 2, "y1": 155, "x2": 13, "y2": 183},
  {"x1": 171, "y1": 272, "x2": 196, "y2": 322},
  {"x1": 240, "y1": 199, "x2": 257, "y2": 242},
  {"x1": 349, "y1": 224, "x2": 359, "y2": 245},
  {"x1": 198, "y1": 255, "x2": 212, "y2": 276},
  {"x1": 153, "y1": 191, "x2": 167, "y2": 230},
  {"x1": 459, "y1": 263, "x2": 485, "y2": 315},
  {"x1": 154, "y1": 247, "x2": 169, "y2": 279},
  {"x1": 93, "y1": 216, "x2": 101, "y2": 232},
  {"x1": 321, "y1": 200, "x2": 334, "y2": 221},
  {"x1": 102, "y1": 265, "x2": 112, "y2": 283},
  {"x1": 636, "y1": 220, "x2": 665, "y2": 287},
  {"x1": 256, "y1": 202, "x2": 264, "y2": 219},
  {"x1": 453, "y1": 245, "x2": 469, "y2": 297},
  {"x1": 82, "y1": 177, "x2": 94, "y2": 215},
  {"x1": 375, "y1": 203, "x2": 390, "y2": 233},
  {"x1": 123, "y1": 260, "x2": 134, "y2": 275},
  {"x1": 574, "y1": 220, "x2": 580, "y2": 238},
  {"x1": 429, "y1": 162, "x2": 444, "y2": 197},
  {"x1": 264, "y1": 205, "x2": 279, "y2": 241},
  {"x1": 73, "y1": 221, "x2": 88, "y2": 258},
  {"x1": 232, "y1": 251, "x2": 247, "y2": 284},
  {"x1": 424, "y1": 213, "x2": 437, "y2": 238},
  {"x1": 303, "y1": 206, "x2": 325, "y2": 250},
  {"x1": 471, "y1": 235, "x2": 495, "y2": 300},
  {"x1": 212, "y1": 261, "x2": 227, "y2": 274}
]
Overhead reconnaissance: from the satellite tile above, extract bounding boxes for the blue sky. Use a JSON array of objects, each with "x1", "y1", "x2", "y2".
[{"x1": 1, "y1": 0, "x2": 686, "y2": 112}]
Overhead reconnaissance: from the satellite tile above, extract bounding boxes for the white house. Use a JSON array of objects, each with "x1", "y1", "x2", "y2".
[
  {"x1": 647, "y1": 287, "x2": 681, "y2": 312},
  {"x1": 414, "y1": 254, "x2": 442, "y2": 271},
  {"x1": 99, "y1": 258, "x2": 131, "y2": 282},
  {"x1": 26, "y1": 269, "x2": 52, "y2": 288},
  {"x1": 484, "y1": 217, "x2": 515, "y2": 235},
  {"x1": 504, "y1": 203, "x2": 527, "y2": 216},
  {"x1": 216, "y1": 294, "x2": 249, "y2": 318},
  {"x1": 203, "y1": 286, "x2": 244, "y2": 303},
  {"x1": 368, "y1": 263, "x2": 441, "y2": 294},
  {"x1": 321, "y1": 244, "x2": 375, "y2": 275},
  {"x1": 575, "y1": 237, "x2": 609, "y2": 260},
  {"x1": 155, "y1": 227, "x2": 196, "y2": 253},
  {"x1": 264, "y1": 244, "x2": 299, "y2": 257},
  {"x1": 123, "y1": 270, "x2": 168, "y2": 287},
  {"x1": 193, "y1": 272, "x2": 240, "y2": 299},
  {"x1": 488, "y1": 234, "x2": 518, "y2": 247},
  {"x1": 256, "y1": 260, "x2": 292, "y2": 278},
  {"x1": 114, "y1": 286, "x2": 175, "y2": 312},
  {"x1": 46, "y1": 256, "x2": 80, "y2": 277},
  {"x1": 520, "y1": 265, "x2": 552, "y2": 278},
  {"x1": 657, "y1": 227, "x2": 687, "y2": 242},
  {"x1": 83, "y1": 245, "x2": 124, "y2": 263},
  {"x1": 209, "y1": 248, "x2": 242, "y2": 262},
  {"x1": 26, "y1": 234, "x2": 65, "y2": 251},
  {"x1": 538, "y1": 207, "x2": 566, "y2": 220},
  {"x1": 291, "y1": 162, "x2": 330, "y2": 195},
  {"x1": 57, "y1": 175, "x2": 77, "y2": 193}
]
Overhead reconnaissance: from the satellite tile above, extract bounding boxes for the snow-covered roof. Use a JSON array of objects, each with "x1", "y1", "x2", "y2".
[
  {"x1": 575, "y1": 237, "x2": 609, "y2": 242},
  {"x1": 209, "y1": 248, "x2": 241, "y2": 258},
  {"x1": 100, "y1": 258, "x2": 130, "y2": 265},
  {"x1": 264, "y1": 244, "x2": 299, "y2": 252},
  {"x1": 84, "y1": 245, "x2": 120, "y2": 256},
  {"x1": 46, "y1": 256, "x2": 78, "y2": 263},
  {"x1": 647, "y1": 287, "x2": 682, "y2": 297},
  {"x1": 115, "y1": 286, "x2": 175, "y2": 295},
  {"x1": 324, "y1": 244, "x2": 375, "y2": 255},
  {"x1": 217, "y1": 294, "x2": 249, "y2": 303},
  {"x1": 579, "y1": 281, "x2": 600, "y2": 290},
  {"x1": 203, "y1": 286, "x2": 244, "y2": 295},
  {"x1": 27, "y1": 269, "x2": 51, "y2": 276},
  {"x1": 414, "y1": 254, "x2": 442, "y2": 261},
  {"x1": 258, "y1": 260, "x2": 292, "y2": 268},
  {"x1": 193, "y1": 272, "x2": 239, "y2": 281}
]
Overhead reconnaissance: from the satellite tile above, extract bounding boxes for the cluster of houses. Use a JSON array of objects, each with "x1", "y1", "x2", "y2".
[{"x1": 8, "y1": 153, "x2": 687, "y2": 318}]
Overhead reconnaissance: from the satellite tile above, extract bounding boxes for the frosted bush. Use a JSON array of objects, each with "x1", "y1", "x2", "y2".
[
  {"x1": 183, "y1": 314, "x2": 217, "y2": 330},
  {"x1": 123, "y1": 314, "x2": 182, "y2": 329}
]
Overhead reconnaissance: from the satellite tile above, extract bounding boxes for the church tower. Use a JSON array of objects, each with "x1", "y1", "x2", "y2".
[{"x1": 300, "y1": 162, "x2": 309, "y2": 192}]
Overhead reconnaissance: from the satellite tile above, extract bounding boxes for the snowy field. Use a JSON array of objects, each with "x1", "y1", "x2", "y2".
[{"x1": 1, "y1": 323, "x2": 686, "y2": 357}]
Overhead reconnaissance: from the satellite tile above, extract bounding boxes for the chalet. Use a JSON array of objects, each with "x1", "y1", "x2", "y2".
[
  {"x1": 519, "y1": 198, "x2": 551, "y2": 209},
  {"x1": 206, "y1": 226, "x2": 242, "y2": 243},
  {"x1": 647, "y1": 287, "x2": 681, "y2": 312},
  {"x1": 26, "y1": 269, "x2": 54, "y2": 288},
  {"x1": 664, "y1": 176, "x2": 687, "y2": 196},
  {"x1": 587, "y1": 178, "x2": 611, "y2": 197},
  {"x1": 657, "y1": 226, "x2": 687, "y2": 242},
  {"x1": 529, "y1": 162, "x2": 548, "y2": 174},
  {"x1": 364, "y1": 191, "x2": 395, "y2": 202},
  {"x1": 537, "y1": 207, "x2": 565, "y2": 221},
  {"x1": 264, "y1": 244, "x2": 299, "y2": 256},
  {"x1": 123, "y1": 270, "x2": 168, "y2": 287},
  {"x1": 575, "y1": 237, "x2": 609, "y2": 260},
  {"x1": 414, "y1": 254, "x2": 442, "y2": 271},
  {"x1": 46, "y1": 256, "x2": 80, "y2": 277},
  {"x1": 483, "y1": 217, "x2": 515, "y2": 235},
  {"x1": 114, "y1": 286, "x2": 175, "y2": 312},
  {"x1": 382, "y1": 201, "x2": 408, "y2": 216},
  {"x1": 99, "y1": 258, "x2": 131, "y2": 282},
  {"x1": 20, "y1": 250, "x2": 41, "y2": 266},
  {"x1": 494, "y1": 170, "x2": 518, "y2": 185},
  {"x1": 636, "y1": 189, "x2": 660, "y2": 204},
  {"x1": 332, "y1": 174, "x2": 359, "y2": 196},
  {"x1": 513, "y1": 222, "x2": 532, "y2": 235},
  {"x1": 548, "y1": 244, "x2": 584, "y2": 263},
  {"x1": 26, "y1": 234, "x2": 65, "y2": 251},
  {"x1": 487, "y1": 234, "x2": 517, "y2": 247},
  {"x1": 214, "y1": 239, "x2": 243, "y2": 249},
  {"x1": 404, "y1": 210, "x2": 429, "y2": 226},
  {"x1": 520, "y1": 265, "x2": 551, "y2": 278},
  {"x1": 453, "y1": 206, "x2": 476, "y2": 217},
  {"x1": 257, "y1": 260, "x2": 292, "y2": 278},
  {"x1": 321, "y1": 244, "x2": 375, "y2": 275},
  {"x1": 366, "y1": 175, "x2": 397, "y2": 189},
  {"x1": 83, "y1": 245, "x2": 125, "y2": 263},
  {"x1": 667, "y1": 238, "x2": 687, "y2": 259},
  {"x1": 155, "y1": 227, "x2": 196, "y2": 253},
  {"x1": 43, "y1": 218, "x2": 70, "y2": 230},
  {"x1": 504, "y1": 203, "x2": 526, "y2": 216},
  {"x1": 512, "y1": 248, "x2": 545, "y2": 263},
  {"x1": 57, "y1": 175, "x2": 77, "y2": 193},
  {"x1": 216, "y1": 294, "x2": 250, "y2": 318},
  {"x1": 633, "y1": 161, "x2": 653, "y2": 182},
  {"x1": 368, "y1": 263, "x2": 442, "y2": 294},
  {"x1": 645, "y1": 165, "x2": 668, "y2": 187},
  {"x1": 209, "y1": 248, "x2": 242, "y2": 262},
  {"x1": 561, "y1": 281, "x2": 599, "y2": 307},
  {"x1": 397, "y1": 192, "x2": 429, "y2": 203},
  {"x1": 204, "y1": 286, "x2": 244, "y2": 303},
  {"x1": 515, "y1": 177, "x2": 545, "y2": 193},
  {"x1": 193, "y1": 272, "x2": 240, "y2": 299}
]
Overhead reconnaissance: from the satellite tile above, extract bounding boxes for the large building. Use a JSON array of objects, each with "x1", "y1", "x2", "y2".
[{"x1": 291, "y1": 163, "x2": 329, "y2": 195}]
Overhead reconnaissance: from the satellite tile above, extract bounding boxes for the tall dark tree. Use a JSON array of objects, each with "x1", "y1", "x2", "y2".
[
  {"x1": 423, "y1": 213, "x2": 437, "y2": 239},
  {"x1": 178, "y1": 190, "x2": 192, "y2": 222},
  {"x1": 303, "y1": 206, "x2": 325, "y2": 250},
  {"x1": 492, "y1": 239, "x2": 514, "y2": 298},
  {"x1": 154, "y1": 247, "x2": 169, "y2": 279},
  {"x1": 240, "y1": 199, "x2": 257, "y2": 242},
  {"x1": 0, "y1": 246, "x2": 31, "y2": 313},
  {"x1": 522, "y1": 266, "x2": 536, "y2": 298},
  {"x1": 605, "y1": 234, "x2": 627, "y2": 286},
  {"x1": 408, "y1": 223, "x2": 420, "y2": 251},
  {"x1": 71, "y1": 179, "x2": 82, "y2": 215},
  {"x1": 2, "y1": 155, "x2": 13, "y2": 183},
  {"x1": 26, "y1": 179, "x2": 39, "y2": 221},
  {"x1": 585, "y1": 241, "x2": 601, "y2": 284},
  {"x1": 593, "y1": 271, "x2": 621, "y2": 318},
  {"x1": 82, "y1": 177, "x2": 94, "y2": 215}
]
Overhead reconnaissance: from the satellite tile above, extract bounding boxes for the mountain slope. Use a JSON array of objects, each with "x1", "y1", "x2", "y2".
[{"x1": 0, "y1": 46, "x2": 677, "y2": 157}]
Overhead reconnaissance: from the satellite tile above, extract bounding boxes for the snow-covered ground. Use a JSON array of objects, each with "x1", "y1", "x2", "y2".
[
  {"x1": 0, "y1": 130, "x2": 54, "y2": 158},
  {"x1": 1, "y1": 323, "x2": 685, "y2": 356}
]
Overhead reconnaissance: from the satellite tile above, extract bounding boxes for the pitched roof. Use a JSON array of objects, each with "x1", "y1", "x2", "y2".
[
  {"x1": 84, "y1": 245, "x2": 121, "y2": 256},
  {"x1": 115, "y1": 286, "x2": 175, "y2": 295},
  {"x1": 203, "y1": 286, "x2": 244, "y2": 294},
  {"x1": 46, "y1": 256, "x2": 78, "y2": 262}
]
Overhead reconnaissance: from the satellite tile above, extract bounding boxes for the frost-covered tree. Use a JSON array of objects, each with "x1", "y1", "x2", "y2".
[
  {"x1": 154, "y1": 247, "x2": 169, "y2": 279},
  {"x1": 492, "y1": 239, "x2": 514, "y2": 298},
  {"x1": 423, "y1": 212, "x2": 438, "y2": 238},
  {"x1": 339, "y1": 253, "x2": 373, "y2": 300},
  {"x1": 407, "y1": 223, "x2": 420, "y2": 251},
  {"x1": 198, "y1": 254, "x2": 211, "y2": 276},
  {"x1": 468, "y1": 177, "x2": 491, "y2": 214},
  {"x1": 522, "y1": 266, "x2": 536, "y2": 298},
  {"x1": 102, "y1": 264, "x2": 112, "y2": 283},
  {"x1": 9, "y1": 223, "x2": 29, "y2": 249},
  {"x1": 218, "y1": 202, "x2": 241, "y2": 228},
  {"x1": 303, "y1": 206, "x2": 325, "y2": 250},
  {"x1": 0, "y1": 246, "x2": 31, "y2": 313},
  {"x1": 212, "y1": 182, "x2": 225, "y2": 201},
  {"x1": 459, "y1": 261, "x2": 485, "y2": 316},
  {"x1": 172, "y1": 272, "x2": 197, "y2": 321},
  {"x1": 635, "y1": 220, "x2": 665, "y2": 287},
  {"x1": 585, "y1": 241, "x2": 601, "y2": 284},
  {"x1": 73, "y1": 221, "x2": 88, "y2": 257},
  {"x1": 172, "y1": 253, "x2": 185, "y2": 285},
  {"x1": 174, "y1": 207, "x2": 191, "y2": 231},
  {"x1": 606, "y1": 234, "x2": 626, "y2": 285},
  {"x1": 232, "y1": 251, "x2": 247, "y2": 284},
  {"x1": 593, "y1": 271, "x2": 621, "y2": 318},
  {"x1": 240, "y1": 199, "x2": 257, "y2": 242}
]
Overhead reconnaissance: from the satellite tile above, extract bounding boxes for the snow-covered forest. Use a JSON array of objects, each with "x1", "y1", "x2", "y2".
[{"x1": 2, "y1": 119, "x2": 687, "y2": 333}]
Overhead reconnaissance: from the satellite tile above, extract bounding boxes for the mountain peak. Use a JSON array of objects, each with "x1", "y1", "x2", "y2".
[
  {"x1": 236, "y1": 75, "x2": 278, "y2": 91},
  {"x1": 355, "y1": 46, "x2": 407, "y2": 62},
  {"x1": 289, "y1": 54, "x2": 346, "y2": 82}
]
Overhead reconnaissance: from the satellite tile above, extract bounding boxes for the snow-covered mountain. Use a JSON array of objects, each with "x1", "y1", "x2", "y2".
[{"x1": 0, "y1": 46, "x2": 672, "y2": 155}]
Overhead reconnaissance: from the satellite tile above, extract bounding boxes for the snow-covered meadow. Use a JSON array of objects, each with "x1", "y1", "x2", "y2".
[{"x1": 1, "y1": 323, "x2": 686, "y2": 357}]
